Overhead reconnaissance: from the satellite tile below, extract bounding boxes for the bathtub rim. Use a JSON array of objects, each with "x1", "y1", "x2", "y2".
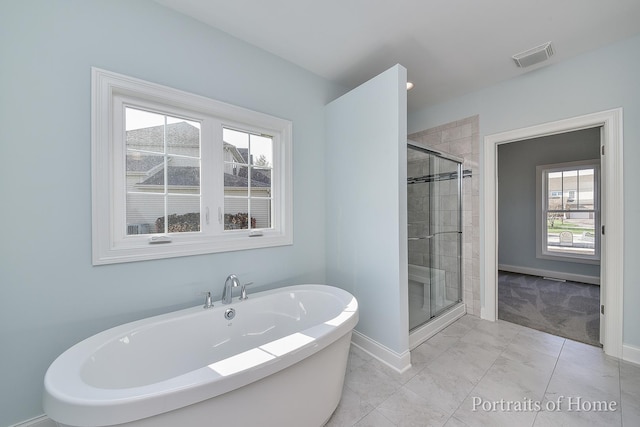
[{"x1": 43, "y1": 284, "x2": 358, "y2": 427}]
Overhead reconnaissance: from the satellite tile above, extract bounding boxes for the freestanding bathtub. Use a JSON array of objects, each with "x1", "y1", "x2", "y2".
[{"x1": 44, "y1": 284, "x2": 358, "y2": 427}]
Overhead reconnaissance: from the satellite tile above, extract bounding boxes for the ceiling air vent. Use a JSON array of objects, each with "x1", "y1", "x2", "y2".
[{"x1": 512, "y1": 42, "x2": 554, "y2": 68}]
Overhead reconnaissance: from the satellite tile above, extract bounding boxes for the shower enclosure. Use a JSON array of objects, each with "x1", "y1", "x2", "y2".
[{"x1": 407, "y1": 142, "x2": 464, "y2": 341}]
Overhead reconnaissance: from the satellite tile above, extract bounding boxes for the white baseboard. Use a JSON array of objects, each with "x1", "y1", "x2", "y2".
[
  {"x1": 9, "y1": 415, "x2": 55, "y2": 427},
  {"x1": 623, "y1": 343, "x2": 640, "y2": 366},
  {"x1": 351, "y1": 330, "x2": 412, "y2": 374},
  {"x1": 498, "y1": 264, "x2": 600, "y2": 285}
]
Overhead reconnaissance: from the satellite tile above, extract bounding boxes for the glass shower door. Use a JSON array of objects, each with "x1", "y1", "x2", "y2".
[
  {"x1": 407, "y1": 145, "x2": 432, "y2": 330},
  {"x1": 428, "y1": 154, "x2": 462, "y2": 318},
  {"x1": 407, "y1": 144, "x2": 462, "y2": 331}
]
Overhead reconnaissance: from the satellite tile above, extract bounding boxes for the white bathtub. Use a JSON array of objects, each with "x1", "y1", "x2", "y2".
[{"x1": 43, "y1": 284, "x2": 358, "y2": 427}]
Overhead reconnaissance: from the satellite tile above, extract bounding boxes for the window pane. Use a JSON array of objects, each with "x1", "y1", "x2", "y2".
[
  {"x1": 547, "y1": 171, "x2": 563, "y2": 210},
  {"x1": 166, "y1": 156, "x2": 200, "y2": 195},
  {"x1": 167, "y1": 196, "x2": 200, "y2": 233},
  {"x1": 252, "y1": 167, "x2": 272, "y2": 195},
  {"x1": 126, "y1": 152, "x2": 164, "y2": 192},
  {"x1": 578, "y1": 169, "x2": 595, "y2": 209},
  {"x1": 546, "y1": 212, "x2": 595, "y2": 256},
  {"x1": 166, "y1": 118, "x2": 200, "y2": 156},
  {"x1": 251, "y1": 198, "x2": 272, "y2": 229},
  {"x1": 223, "y1": 130, "x2": 249, "y2": 197},
  {"x1": 126, "y1": 108, "x2": 165, "y2": 154},
  {"x1": 250, "y1": 134, "x2": 273, "y2": 167},
  {"x1": 224, "y1": 165, "x2": 248, "y2": 197},
  {"x1": 224, "y1": 198, "x2": 251, "y2": 230},
  {"x1": 223, "y1": 128, "x2": 249, "y2": 162},
  {"x1": 126, "y1": 194, "x2": 164, "y2": 235}
]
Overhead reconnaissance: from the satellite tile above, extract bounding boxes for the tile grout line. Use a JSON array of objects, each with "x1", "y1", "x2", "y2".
[
  {"x1": 366, "y1": 339, "x2": 454, "y2": 427},
  {"x1": 434, "y1": 327, "x2": 473, "y2": 427},
  {"x1": 438, "y1": 319, "x2": 518, "y2": 426},
  {"x1": 393, "y1": 320, "x2": 476, "y2": 427},
  {"x1": 619, "y1": 358, "x2": 624, "y2": 427},
  {"x1": 343, "y1": 381, "x2": 377, "y2": 427},
  {"x1": 531, "y1": 337, "x2": 567, "y2": 427},
  {"x1": 447, "y1": 324, "x2": 547, "y2": 427}
]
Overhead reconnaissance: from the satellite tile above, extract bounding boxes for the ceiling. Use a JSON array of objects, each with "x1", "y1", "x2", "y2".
[{"x1": 154, "y1": 0, "x2": 640, "y2": 111}]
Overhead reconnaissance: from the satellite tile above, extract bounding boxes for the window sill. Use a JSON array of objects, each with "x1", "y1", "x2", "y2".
[
  {"x1": 93, "y1": 231, "x2": 293, "y2": 265},
  {"x1": 536, "y1": 252, "x2": 600, "y2": 265}
]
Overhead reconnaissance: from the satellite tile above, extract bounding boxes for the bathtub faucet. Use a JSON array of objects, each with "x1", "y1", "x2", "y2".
[{"x1": 222, "y1": 274, "x2": 240, "y2": 304}]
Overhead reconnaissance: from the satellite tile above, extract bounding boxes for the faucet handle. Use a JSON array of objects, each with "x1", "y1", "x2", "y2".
[
  {"x1": 239, "y1": 282, "x2": 253, "y2": 301},
  {"x1": 202, "y1": 291, "x2": 213, "y2": 309}
]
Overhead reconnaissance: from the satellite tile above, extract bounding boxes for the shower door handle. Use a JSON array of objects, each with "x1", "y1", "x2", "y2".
[{"x1": 408, "y1": 231, "x2": 461, "y2": 241}]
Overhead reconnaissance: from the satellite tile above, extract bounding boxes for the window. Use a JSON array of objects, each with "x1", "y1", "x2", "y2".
[
  {"x1": 536, "y1": 160, "x2": 600, "y2": 263},
  {"x1": 92, "y1": 68, "x2": 292, "y2": 264}
]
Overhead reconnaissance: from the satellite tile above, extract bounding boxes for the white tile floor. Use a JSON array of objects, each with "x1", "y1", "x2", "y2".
[{"x1": 325, "y1": 315, "x2": 640, "y2": 427}]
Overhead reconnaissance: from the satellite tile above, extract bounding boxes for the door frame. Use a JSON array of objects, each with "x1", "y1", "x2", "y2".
[{"x1": 482, "y1": 108, "x2": 623, "y2": 358}]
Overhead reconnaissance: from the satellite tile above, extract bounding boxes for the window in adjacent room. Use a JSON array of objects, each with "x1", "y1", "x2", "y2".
[
  {"x1": 536, "y1": 160, "x2": 600, "y2": 263},
  {"x1": 92, "y1": 68, "x2": 292, "y2": 265}
]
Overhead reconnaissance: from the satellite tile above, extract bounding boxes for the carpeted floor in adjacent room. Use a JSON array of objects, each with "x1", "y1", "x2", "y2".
[{"x1": 498, "y1": 270, "x2": 601, "y2": 347}]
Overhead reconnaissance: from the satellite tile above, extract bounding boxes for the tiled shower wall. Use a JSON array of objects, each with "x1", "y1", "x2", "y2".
[{"x1": 408, "y1": 115, "x2": 480, "y2": 316}]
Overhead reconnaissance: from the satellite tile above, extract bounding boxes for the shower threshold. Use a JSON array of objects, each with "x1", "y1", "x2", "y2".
[{"x1": 408, "y1": 302, "x2": 466, "y2": 350}]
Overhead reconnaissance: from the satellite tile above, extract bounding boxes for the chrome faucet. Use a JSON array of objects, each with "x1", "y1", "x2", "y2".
[{"x1": 222, "y1": 274, "x2": 240, "y2": 304}]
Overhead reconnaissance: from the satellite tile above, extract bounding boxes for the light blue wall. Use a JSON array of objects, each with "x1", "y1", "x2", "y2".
[
  {"x1": 0, "y1": 1, "x2": 344, "y2": 425},
  {"x1": 409, "y1": 33, "x2": 640, "y2": 349},
  {"x1": 325, "y1": 65, "x2": 409, "y2": 354},
  {"x1": 498, "y1": 128, "x2": 601, "y2": 278}
]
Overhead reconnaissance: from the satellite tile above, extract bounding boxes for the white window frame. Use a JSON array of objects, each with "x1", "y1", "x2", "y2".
[
  {"x1": 92, "y1": 68, "x2": 292, "y2": 265},
  {"x1": 536, "y1": 159, "x2": 600, "y2": 264}
]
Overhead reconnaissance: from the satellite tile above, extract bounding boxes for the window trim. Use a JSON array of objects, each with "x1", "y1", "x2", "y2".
[
  {"x1": 92, "y1": 68, "x2": 292, "y2": 265},
  {"x1": 535, "y1": 159, "x2": 600, "y2": 264}
]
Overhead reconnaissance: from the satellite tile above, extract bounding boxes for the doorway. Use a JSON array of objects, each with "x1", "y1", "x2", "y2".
[
  {"x1": 482, "y1": 109, "x2": 624, "y2": 358},
  {"x1": 496, "y1": 128, "x2": 601, "y2": 346}
]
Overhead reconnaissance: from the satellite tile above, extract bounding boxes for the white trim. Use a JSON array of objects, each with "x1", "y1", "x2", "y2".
[
  {"x1": 483, "y1": 108, "x2": 624, "y2": 359},
  {"x1": 409, "y1": 302, "x2": 466, "y2": 349},
  {"x1": 622, "y1": 344, "x2": 640, "y2": 366},
  {"x1": 9, "y1": 415, "x2": 55, "y2": 427},
  {"x1": 351, "y1": 330, "x2": 412, "y2": 373},
  {"x1": 498, "y1": 264, "x2": 600, "y2": 285}
]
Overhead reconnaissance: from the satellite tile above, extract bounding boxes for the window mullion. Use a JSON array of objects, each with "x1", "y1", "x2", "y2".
[
  {"x1": 576, "y1": 169, "x2": 581, "y2": 207},
  {"x1": 201, "y1": 117, "x2": 221, "y2": 235},
  {"x1": 163, "y1": 115, "x2": 168, "y2": 234},
  {"x1": 560, "y1": 171, "x2": 565, "y2": 210},
  {"x1": 248, "y1": 135, "x2": 252, "y2": 230}
]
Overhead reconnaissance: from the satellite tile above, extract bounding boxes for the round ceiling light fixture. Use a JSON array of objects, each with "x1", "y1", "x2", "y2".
[{"x1": 406, "y1": 81, "x2": 414, "y2": 90}]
